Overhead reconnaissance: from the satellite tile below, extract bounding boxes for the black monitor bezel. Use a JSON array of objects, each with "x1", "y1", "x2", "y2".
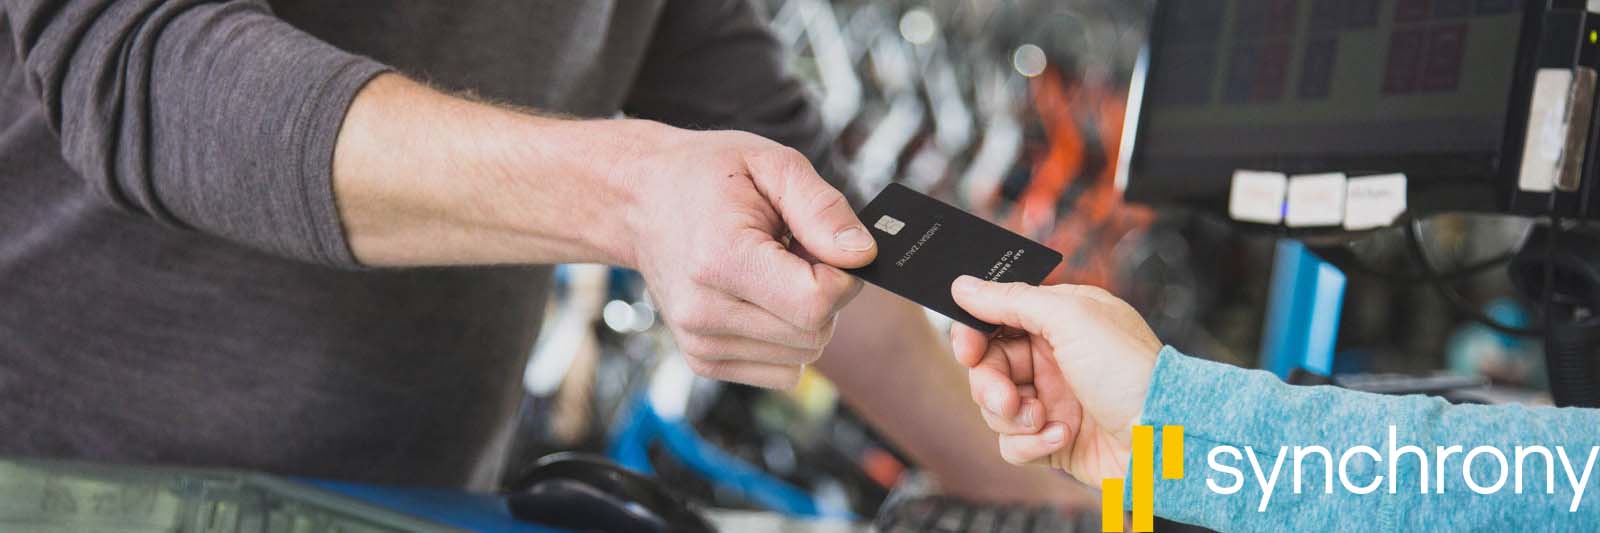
[{"x1": 1118, "y1": 0, "x2": 1548, "y2": 222}]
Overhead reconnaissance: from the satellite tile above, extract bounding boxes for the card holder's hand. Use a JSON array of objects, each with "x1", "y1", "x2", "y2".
[
  {"x1": 614, "y1": 126, "x2": 875, "y2": 389},
  {"x1": 949, "y1": 276, "x2": 1162, "y2": 485}
]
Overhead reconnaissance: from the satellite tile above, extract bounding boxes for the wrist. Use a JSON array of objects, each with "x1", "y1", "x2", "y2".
[
  {"x1": 1116, "y1": 345, "x2": 1167, "y2": 440},
  {"x1": 332, "y1": 73, "x2": 650, "y2": 267},
  {"x1": 496, "y1": 116, "x2": 649, "y2": 268},
  {"x1": 569, "y1": 119, "x2": 685, "y2": 269}
]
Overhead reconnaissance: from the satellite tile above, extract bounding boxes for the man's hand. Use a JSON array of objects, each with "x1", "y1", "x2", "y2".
[
  {"x1": 614, "y1": 127, "x2": 874, "y2": 389},
  {"x1": 948, "y1": 276, "x2": 1162, "y2": 485},
  {"x1": 332, "y1": 74, "x2": 875, "y2": 389}
]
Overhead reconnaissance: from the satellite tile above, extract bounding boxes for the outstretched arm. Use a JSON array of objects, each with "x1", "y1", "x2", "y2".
[
  {"x1": 8, "y1": 0, "x2": 878, "y2": 389},
  {"x1": 331, "y1": 73, "x2": 874, "y2": 389},
  {"x1": 949, "y1": 276, "x2": 1600, "y2": 531}
]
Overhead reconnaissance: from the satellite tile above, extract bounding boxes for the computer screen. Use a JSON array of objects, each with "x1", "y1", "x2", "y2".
[{"x1": 1126, "y1": 0, "x2": 1528, "y2": 206}]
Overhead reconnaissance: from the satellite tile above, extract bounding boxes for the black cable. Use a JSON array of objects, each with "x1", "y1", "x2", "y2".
[
  {"x1": 1403, "y1": 218, "x2": 1546, "y2": 337},
  {"x1": 1322, "y1": 245, "x2": 1515, "y2": 284}
]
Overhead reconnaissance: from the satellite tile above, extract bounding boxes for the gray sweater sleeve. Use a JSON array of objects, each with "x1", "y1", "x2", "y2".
[
  {"x1": 622, "y1": 0, "x2": 859, "y2": 205},
  {"x1": 5, "y1": 0, "x2": 388, "y2": 266}
]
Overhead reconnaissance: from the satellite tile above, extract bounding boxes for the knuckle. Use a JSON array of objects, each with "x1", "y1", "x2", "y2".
[
  {"x1": 675, "y1": 313, "x2": 712, "y2": 335},
  {"x1": 681, "y1": 355, "x2": 742, "y2": 384},
  {"x1": 1089, "y1": 285, "x2": 1113, "y2": 299},
  {"x1": 1058, "y1": 283, "x2": 1109, "y2": 301},
  {"x1": 817, "y1": 272, "x2": 856, "y2": 301},
  {"x1": 666, "y1": 297, "x2": 710, "y2": 331},
  {"x1": 844, "y1": 276, "x2": 865, "y2": 295},
  {"x1": 814, "y1": 319, "x2": 837, "y2": 349},
  {"x1": 683, "y1": 354, "x2": 727, "y2": 379},
  {"x1": 797, "y1": 297, "x2": 836, "y2": 331},
  {"x1": 741, "y1": 145, "x2": 778, "y2": 165},
  {"x1": 1044, "y1": 286, "x2": 1084, "y2": 308},
  {"x1": 686, "y1": 257, "x2": 724, "y2": 286},
  {"x1": 713, "y1": 150, "x2": 748, "y2": 172},
  {"x1": 770, "y1": 146, "x2": 809, "y2": 167},
  {"x1": 722, "y1": 130, "x2": 768, "y2": 147},
  {"x1": 1076, "y1": 284, "x2": 1113, "y2": 300},
  {"x1": 677, "y1": 335, "x2": 719, "y2": 360},
  {"x1": 799, "y1": 346, "x2": 825, "y2": 365},
  {"x1": 807, "y1": 186, "x2": 848, "y2": 216},
  {"x1": 788, "y1": 326, "x2": 829, "y2": 352},
  {"x1": 752, "y1": 146, "x2": 812, "y2": 176}
]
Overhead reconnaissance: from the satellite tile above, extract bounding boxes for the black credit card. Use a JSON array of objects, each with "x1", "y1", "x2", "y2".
[{"x1": 847, "y1": 184, "x2": 1063, "y2": 333}]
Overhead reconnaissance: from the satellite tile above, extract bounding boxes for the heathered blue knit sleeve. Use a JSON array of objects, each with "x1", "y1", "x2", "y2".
[{"x1": 1132, "y1": 347, "x2": 1600, "y2": 532}]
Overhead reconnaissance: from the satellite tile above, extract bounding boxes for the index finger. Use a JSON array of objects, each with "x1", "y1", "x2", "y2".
[
  {"x1": 723, "y1": 230, "x2": 860, "y2": 330},
  {"x1": 951, "y1": 277, "x2": 1084, "y2": 335},
  {"x1": 744, "y1": 148, "x2": 877, "y2": 269}
]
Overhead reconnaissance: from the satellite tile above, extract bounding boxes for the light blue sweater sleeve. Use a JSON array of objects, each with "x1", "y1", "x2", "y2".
[{"x1": 1136, "y1": 347, "x2": 1600, "y2": 531}]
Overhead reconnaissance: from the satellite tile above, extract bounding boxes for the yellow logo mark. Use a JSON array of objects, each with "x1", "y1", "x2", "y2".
[{"x1": 1102, "y1": 425, "x2": 1184, "y2": 532}]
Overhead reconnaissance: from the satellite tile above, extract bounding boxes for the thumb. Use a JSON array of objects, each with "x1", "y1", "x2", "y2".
[
  {"x1": 950, "y1": 276, "x2": 1068, "y2": 335},
  {"x1": 745, "y1": 149, "x2": 877, "y2": 268}
]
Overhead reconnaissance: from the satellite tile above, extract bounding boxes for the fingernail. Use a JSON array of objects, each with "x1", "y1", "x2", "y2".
[
  {"x1": 834, "y1": 227, "x2": 875, "y2": 252},
  {"x1": 984, "y1": 388, "x2": 1006, "y2": 414},
  {"x1": 1043, "y1": 424, "x2": 1066, "y2": 445},
  {"x1": 953, "y1": 275, "x2": 981, "y2": 296}
]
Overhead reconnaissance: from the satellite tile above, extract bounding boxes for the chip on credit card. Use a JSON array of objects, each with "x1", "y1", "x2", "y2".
[{"x1": 846, "y1": 184, "x2": 1063, "y2": 333}]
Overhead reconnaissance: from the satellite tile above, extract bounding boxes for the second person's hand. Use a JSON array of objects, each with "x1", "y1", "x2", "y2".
[{"x1": 948, "y1": 276, "x2": 1163, "y2": 485}]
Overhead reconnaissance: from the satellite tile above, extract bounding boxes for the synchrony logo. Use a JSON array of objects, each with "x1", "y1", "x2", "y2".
[
  {"x1": 1204, "y1": 425, "x2": 1599, "y2": 513},
  {"x1": 1099, "y1": 423, "x2": 1598, "y2": 531},
  {"x1": 1101, "y1": 425, "x2": 1185, "y2": 532}
]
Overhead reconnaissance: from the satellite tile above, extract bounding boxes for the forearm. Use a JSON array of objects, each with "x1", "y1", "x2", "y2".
[
  {"x1": 7, "y1": 0, "x2": 677, "y2": 269},
  {"x1": 817, "y1": 287, "x2": 1094, "y2": 507},
  {"x1": 6, "y1": 0, "x2": 395, "y2": 264},
  {"x1": 1142, "y1": 348, "x2": 1600, "y2": 531},
  {"x1": 332, "y1": 73, "x2": 650, "y2": 268}
]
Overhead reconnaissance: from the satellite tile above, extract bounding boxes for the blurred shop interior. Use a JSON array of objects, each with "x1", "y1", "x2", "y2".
[{"x1": 502, "y1": 0, "x2": 1553, "y2": 528}]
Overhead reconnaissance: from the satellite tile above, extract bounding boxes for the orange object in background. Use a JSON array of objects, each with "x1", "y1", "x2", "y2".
[
  {"x1": 1009, "y1": 65, "x2": 1153, "y2": 290},
  {"x1": 859, "y1": 446, "x2": 907, "y2": 489},
  {"x1": 1013, "y1": 66, "x2": 1085, "y2": 240}
]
